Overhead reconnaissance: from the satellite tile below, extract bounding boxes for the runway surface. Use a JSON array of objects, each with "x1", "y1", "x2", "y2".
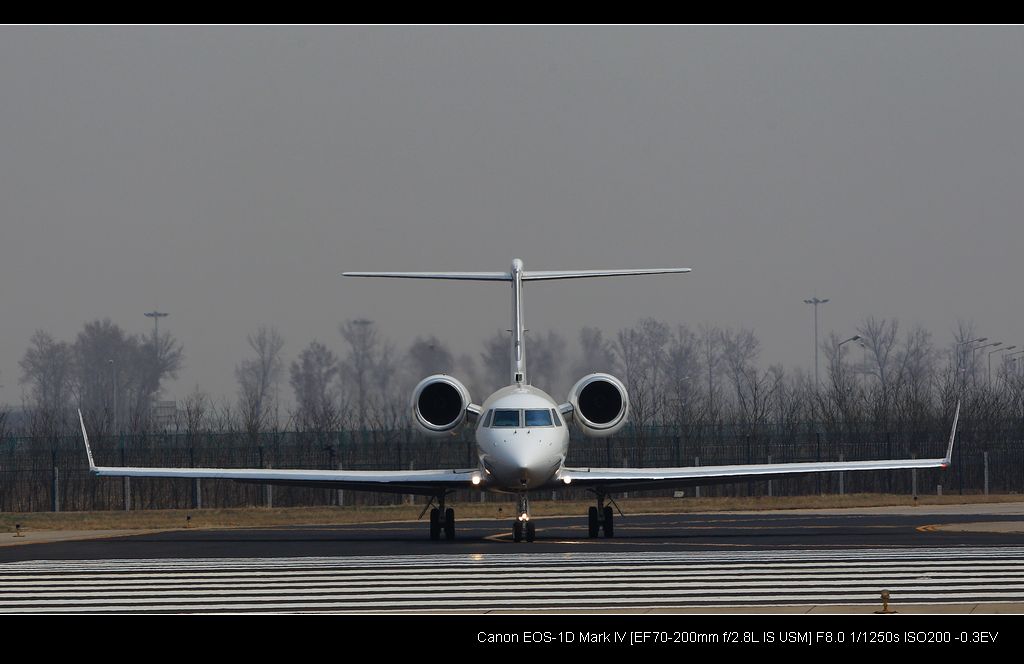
[
  {"x1": 2, "y1": 509, "x2": 1021, "y2": 613},
  {"x1": 3, "y1": 547, "x2": 1024, "y2": 613}
]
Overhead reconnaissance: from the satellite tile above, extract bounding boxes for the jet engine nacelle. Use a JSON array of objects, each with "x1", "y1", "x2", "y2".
[
  {"x1": 411, "y1": 374, "x2": 472, "y2": 437},
  {"x1": 567, "y1": 373, "x2": 629, "y2": 437}
]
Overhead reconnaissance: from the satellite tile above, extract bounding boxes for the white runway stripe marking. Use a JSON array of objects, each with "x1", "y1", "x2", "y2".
[
  {"x1": 4, "y1": 560, "x2": 1023, "y2": 578},
  {"x1": 6, "y1": 569, "x2": 1024, "y2": 591},
  {"x1": 2, "y1": 547, "x2": 1022, "y2": 613},
  {"x1": 4, "y1": 553, "x2": 1024, "y2": 572},
  {"x1": 4, "y1": 545, "x2": 1024, "y2": 569}
]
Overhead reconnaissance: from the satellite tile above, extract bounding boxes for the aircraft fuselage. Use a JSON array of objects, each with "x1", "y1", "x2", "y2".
[{"x1": 475, "y1": 384, "x2": 570, "y2": 492}]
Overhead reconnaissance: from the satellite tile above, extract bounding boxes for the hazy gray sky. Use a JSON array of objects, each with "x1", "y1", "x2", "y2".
[{"x1": 2, "y1": 26, "x2": 1023, "y2": 405}]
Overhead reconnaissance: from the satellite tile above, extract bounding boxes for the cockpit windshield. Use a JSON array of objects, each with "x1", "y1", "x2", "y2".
[
  {"x1": 524, "y1": 409, "x2": 553, "y2": 427},
  {"x1": 492, "y1": 409, "x2": 521, "y2": 428}
]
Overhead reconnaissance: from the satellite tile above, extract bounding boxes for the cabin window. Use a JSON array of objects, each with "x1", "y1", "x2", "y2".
[
  {"x1": 492, "y1": 409, "x2": 521, "y2": 428},
  {"x1": 525, "y1": 409, "x2": 553, "y2": 427}
]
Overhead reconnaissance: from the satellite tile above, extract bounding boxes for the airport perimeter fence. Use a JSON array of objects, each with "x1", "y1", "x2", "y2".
[{"x1": 0, "y1": 421, "x2": 1021, "y2": 513}]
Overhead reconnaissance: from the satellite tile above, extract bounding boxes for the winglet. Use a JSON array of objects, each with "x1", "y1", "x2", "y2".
[
  {"x1": 78, "y1": 409, "x2": 97, "y2": 472},
  {"x1": 942, "y1": 400, "x2": 961, "y2": 467}
]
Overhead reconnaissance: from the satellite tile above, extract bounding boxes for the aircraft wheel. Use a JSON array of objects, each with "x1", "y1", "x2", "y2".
[
  {"x1": 603, "y1": 505, "x2": 614, "y2": 538},
  {"x1": 444, "y1": 507, "x2": 455, "y2": 540},
  {"x1": 588, "y1": 506, "x2": 599, "y2": 538},
  {"x1": 513, "y1": 520, "x2": 523, "y2": 542},
  {"x1": 429, "y1": 508, "x2": 441, "y2": 541},
  {"x1": 525, "y1": 521, "x2": 536, "y2": 542}
]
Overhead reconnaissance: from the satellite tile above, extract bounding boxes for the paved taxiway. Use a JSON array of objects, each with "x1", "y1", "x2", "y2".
[{"x1": 2, "y1": 506, "x2": 1022, "y2": 562}]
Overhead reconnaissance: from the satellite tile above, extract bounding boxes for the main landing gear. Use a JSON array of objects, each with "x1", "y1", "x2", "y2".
[
  {"x1": 425, "y1": 493, "x2": 455, "y2": 541},
  {"x1": 587, "y1": 492, "x2": 615, "y2": 538},
  {"x1": 512, "y1": 493, "x2": 536, "y2": 543}
]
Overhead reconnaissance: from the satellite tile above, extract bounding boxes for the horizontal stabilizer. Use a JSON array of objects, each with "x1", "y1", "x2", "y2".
[
  {"x1": 523, "y1": 268, "x2": 691, "y2": 281},
  {"x1": 343, "y1": 267, "x2": 692, "y2": 283},
  {"x1": 343, "y1": 271, "x2": 511, "y2": 281}
]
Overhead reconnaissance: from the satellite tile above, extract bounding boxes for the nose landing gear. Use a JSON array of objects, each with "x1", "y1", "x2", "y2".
[{"x1": 512, "y1": 493, "x2": 535, "y2": 542}]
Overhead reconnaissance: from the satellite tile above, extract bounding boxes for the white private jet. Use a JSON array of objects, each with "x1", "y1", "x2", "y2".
[{"x1": 79, "y1": 258, "x2": 960, "y2": 543}]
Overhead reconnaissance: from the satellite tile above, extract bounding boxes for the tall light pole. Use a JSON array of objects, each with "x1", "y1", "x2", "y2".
[
  {"x1": 838, "y1": 334, "x2": 862, "y2": 350},
  {"x1": 858, "y1": 339, "x2": 869, "y2": 388},
  {"x1": 1007, "y1": 350, "x2": 1024, "y2": 379},
  {"x1": 954, "y1": 337, "x2": 986, "y2": 390},
  {"x1": 833, "y1": 334, "x2": 862, "y2": 384},
  {"x1": 991, "y1": 345, "x2": 1017, "y2": 385},
  {"x1": 144, "y1": 310, "x2": 168, "y2": 343},
  {"x1": 972, "y1": 342, "x2": 1001, "y2": 386},
  {"x1": 804, "y1": 297, "x2": 829, "y2": 390}
]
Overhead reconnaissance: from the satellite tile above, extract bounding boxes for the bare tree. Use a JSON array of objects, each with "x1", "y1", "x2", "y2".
[
  {"x1": 950, "y1": 320, "x2": 981, "y2": 387},
  {"x1": 336, "y1": 318, "x2": 402, "y2": 431},
  {"x1": 133, "y1": 330, "x2": 184, "y2": 423},
  {"x1": 891, "y1": 324, "x2": 937, "y2": 432},
  {"x1": 289, "y1": 340, "x2": 341, "y2": 431},
  {"x1": 857, "y1": 316, "x2": 899, "y2": 392},
  {"x1": 697, "y1": 323, "x2": 723, "y2": 421},
  {"x1": 527, "y1": 330, "x2": 567, "y2": 394},
  {"x1": 665, "y1": 325, "x2": 699, "y2": 425},
  {"x1": 0, "y1": 401, "x2": 10, "y2": 445},
  {"x1": 480, "y1": 331, "x2": 509, "y2": 394},
  {"x1": 455, "y1": 353, "x2": 480, "y2": 396},
  {"x1": 407, "y1": 336, "x2": 454, "y2": 378},
  {"x1": 820, "y1": 331, "x2": 865, "y2": 434},
  {"x1": 340, "y1": 319, "x2": 378, "y2": 429},
  {"x1": 19, "y1": 330, "x2": 73, "y2": 425},
  {"x1": 895, "y1": 325, "x2": 936, "y2": 389},
  {"x1": 372, "y1": 339, "x2": 400, "y2": 415},
  {"x1": 573, "y1": 326, "x2": 618, "y2": 379},
  {"x1": 71, "y1": 320, "x2": 127, "y2": 427},
  {"x1": 181, "y1": 388, "x2": 209, "y2": 436},
  {"x1": 822, "y1": 331, "x2": 861, "y2": 394},
  {"x1": 236, "y1": 326, "x2": 285, "y2": 438},
  {"x1": 616, "y1": 318, "x2": 671, "y2": 464},
  {"x1": 68, "y1": 319, "x2": 181, "y2": 432},
  {"x1": 719, "y1": 326, "x2": 772, "y2": 427}
]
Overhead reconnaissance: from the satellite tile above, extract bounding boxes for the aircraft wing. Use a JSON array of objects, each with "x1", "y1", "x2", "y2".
[
  {"x1": 560, "y1": 402, "x2": 959, "y2": 493},
  {"x1": 78, "y1": 411, "x2": 475, "y2": 496}
]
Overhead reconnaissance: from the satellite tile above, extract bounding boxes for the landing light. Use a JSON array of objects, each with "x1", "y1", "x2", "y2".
[
  {"x1": 519, "y1": 513, "x2": 530, "y2": 522},
  {"x1": 562, "y1": 476, "x2": 572, "y2": 485},
  {"x1": 471, "y1": 474, "x2": 481, "y2": 486}
]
